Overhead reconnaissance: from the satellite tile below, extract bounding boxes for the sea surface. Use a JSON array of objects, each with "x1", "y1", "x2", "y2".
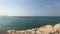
[{"x1": 0, "y1": 16, "x2": 60, "y2": 30}]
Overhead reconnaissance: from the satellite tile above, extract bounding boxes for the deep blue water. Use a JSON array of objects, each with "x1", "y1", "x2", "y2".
[{"x1": 0, "y1": 16, "x2": 60, "y2": 30}]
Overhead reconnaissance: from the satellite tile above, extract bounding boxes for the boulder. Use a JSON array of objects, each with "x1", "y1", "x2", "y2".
[{"x1": 37, "y1": 25, "x2": 53, "y2": 34}]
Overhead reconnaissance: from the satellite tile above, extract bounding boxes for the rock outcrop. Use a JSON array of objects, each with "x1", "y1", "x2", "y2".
[{"x1": 5, "y1": 23, "x2": 60, "y2": 34}]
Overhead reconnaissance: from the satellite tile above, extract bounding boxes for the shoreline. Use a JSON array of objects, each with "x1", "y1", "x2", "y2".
[{"x1": 0, "y1": 23, "x2": 60, "y2": 34}]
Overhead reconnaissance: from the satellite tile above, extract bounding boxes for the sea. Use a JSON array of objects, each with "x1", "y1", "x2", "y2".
[{"x1": 0, "y1": 16, "x2": 60, "y2": 30}]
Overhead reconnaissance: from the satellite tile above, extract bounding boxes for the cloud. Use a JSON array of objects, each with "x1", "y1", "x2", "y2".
[{"x1": 45, "y1": 2, "x2": 60, "y2": 8}]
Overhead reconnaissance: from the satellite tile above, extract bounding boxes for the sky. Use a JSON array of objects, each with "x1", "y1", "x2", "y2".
[{"x1": 0, "y1": 0, "x2": 60, "y2": 16}]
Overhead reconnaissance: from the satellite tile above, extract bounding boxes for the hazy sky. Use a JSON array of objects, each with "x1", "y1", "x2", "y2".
[{"x1": 0, "y1": 0, "x2": 60, "y2": 16}]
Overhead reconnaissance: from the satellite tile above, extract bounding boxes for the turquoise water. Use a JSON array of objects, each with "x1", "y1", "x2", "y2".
[{"x1": 0, "y1": 16, "x2": 60, "y2": 30}]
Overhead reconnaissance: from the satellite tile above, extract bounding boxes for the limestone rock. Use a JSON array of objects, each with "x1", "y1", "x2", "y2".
[{"x1": 37, "y1": 25, "x2": 53, "y2": 34}]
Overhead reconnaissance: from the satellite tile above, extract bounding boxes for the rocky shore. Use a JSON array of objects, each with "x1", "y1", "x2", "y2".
[{"x1": 1, "y1": 23, "x2": 60, "y2": 34}]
